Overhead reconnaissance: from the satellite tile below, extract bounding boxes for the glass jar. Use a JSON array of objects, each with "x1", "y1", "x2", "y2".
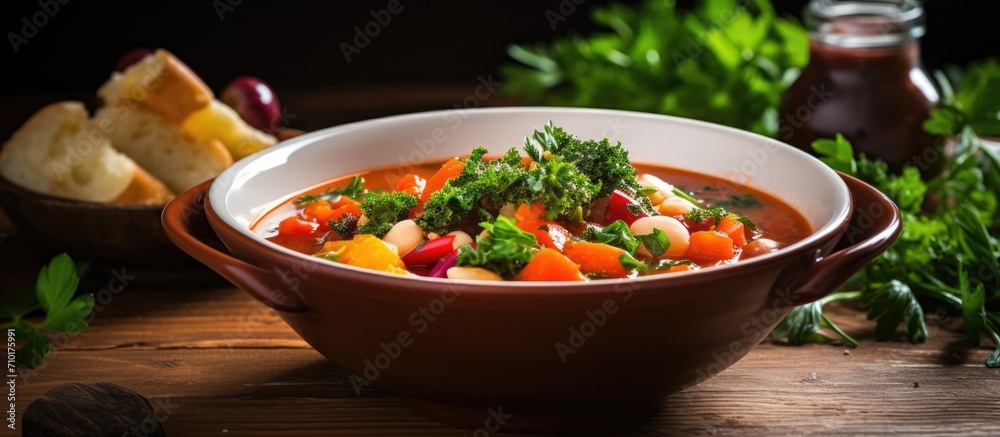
[{"x1": 778, "y1": 0, "x2": 941, "y2": 176}]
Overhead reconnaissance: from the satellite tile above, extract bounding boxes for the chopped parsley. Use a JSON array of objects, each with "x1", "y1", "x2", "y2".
[
  {"x1": 635, "y1": 228, "x2": 669, "y2": 257},
  {"x1": 456, "y1": 216, "x2": 539, "y2": 278},
  {"x1": 581, "y1": 220, "x2": 640, "y2": 255},
  {"x1": 710, "y1": 194, "x2": 763, "y2": 208},
  {"x1": 297, "y1": 176, "x2": 366, "y2": 204}
]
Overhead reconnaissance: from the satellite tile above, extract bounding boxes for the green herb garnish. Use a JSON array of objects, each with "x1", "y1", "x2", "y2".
[
  {"x1": 525, "y1": 122, "x2": 643, "y2": 197},
  {"x1": 636, "y1": 228, "x2": 669, "y2": 258},
  {"x1": 711, "y1": 194, "x2": 763, "y2": 209},
  {"x1": 296, "y1": 176, "x2": 367, "y2": 204},
  {"x1": 456, "y1": 216, "x2": 539, "y2": 278},
  {"x1": 356, "y1": 191, "x2": 418, "y2": 237},
  {"x1": 1, "y1": 254, "x2": 94, "y2": 369},
  {"x1": 581, "y1": 220, "x2": 641, "y2": 255}
]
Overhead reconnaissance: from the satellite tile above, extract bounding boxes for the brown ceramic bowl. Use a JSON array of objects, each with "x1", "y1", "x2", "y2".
[{"x1": 162, "y1": 108, "x2": 900, "y2": 432}]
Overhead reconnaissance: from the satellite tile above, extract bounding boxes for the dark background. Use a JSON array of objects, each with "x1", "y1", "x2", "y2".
[{"x1": 1, "y1": 0, "x2": 997, "y2": 134}]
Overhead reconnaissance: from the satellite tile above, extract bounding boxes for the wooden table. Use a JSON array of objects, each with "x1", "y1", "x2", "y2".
[
  {"x1": 2, "y1": 221, "x2": 999, "y2": 436},
  {"x1": 2, "y1": 87, "x2": 999, "y2": 435}
]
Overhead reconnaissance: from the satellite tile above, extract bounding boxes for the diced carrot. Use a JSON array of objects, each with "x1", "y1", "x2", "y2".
[
  {"x1": 413, "y1": 158, "x2": 466, "y2": 216},
  {"x1": 330, "y1": 202, "x2": 362, "y2": 222},
  {"x1": 394, "y1": 173, "x2": 426, "y2": 198},
  {"x1": 518, "y1": 248, "x2": 586, "y2": 281},
  {"x1": 666, "y1": 264, "x2": 695, "y2": 273},
  {"x1": 329, "y1": 196, "x2": 358, "y2": 210},
  {"x1": 303, "y1": 199, "x2": 335, "y2": 224},
  {"x1": 535, "y1": 222, "x2": 570, "y2": 251},
  {"x1": 686, "y1": 231, "x2": 736, "y2": 262},
  {"x1": 563, "y1": 241, "x2": 630, "y2": 279},
  {"x1": 278, "y1": 217, "x2": 315, "y2": 235},
  {"x1": 513, "y1": 203, "x2": 569, "y2": 251},
  {"x1": 716, "y1": 217, "x2": 747, "y2": 248},
  {"x1": 514, "y1": 202, "x2": 546, "y2": 222},
  {"x1": 521, "y1": 156, "x2": 534, "y2": 168}
]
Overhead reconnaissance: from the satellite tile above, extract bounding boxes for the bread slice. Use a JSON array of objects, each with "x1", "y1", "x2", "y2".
[
  {"x1": 182, "y1": 100, "x2": 277, "y2": 160},
  {"x1": 97, "y1": 49, "x2": 213, "y2": 124},
  {"x1": 96, "y1": 105, "x2": 233, "y2": 194},
  {"x1": 0, "y1": 102, "x2": 173, "y2": 204}
]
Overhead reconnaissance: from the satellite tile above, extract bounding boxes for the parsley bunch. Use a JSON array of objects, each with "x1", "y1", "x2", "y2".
[
  {"x1": 773, "y1": 129, "x2": 1000, "y2": 367},
  {"x1": 1, "y1": 254, "x2": 94, "y2": 369},
  {"x1": 501, "y1": 0, "x2": 808, "y2": 136}
]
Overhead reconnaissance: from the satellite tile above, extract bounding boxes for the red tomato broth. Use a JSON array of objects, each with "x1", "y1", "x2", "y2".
[{"x1": 252, "y1": 160, "x2": 812, "y2": 276}]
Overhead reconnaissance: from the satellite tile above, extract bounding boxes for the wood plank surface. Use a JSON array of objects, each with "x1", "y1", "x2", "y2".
[{"x1": 3, "y1": 273, "x2": 998, "y2": 435}]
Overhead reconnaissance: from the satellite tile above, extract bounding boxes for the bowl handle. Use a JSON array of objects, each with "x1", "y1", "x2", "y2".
[
  {"x1": 162, "y1": 180, "x2": 307, "y2": 313},
  {"x1": 789, "y1": 173, "x2": 902, "y2": 305}
]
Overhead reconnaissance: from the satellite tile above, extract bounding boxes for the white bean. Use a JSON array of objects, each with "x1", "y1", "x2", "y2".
[
  {"x1": 629, "y1": 216, "x2": 690, "y2": 258},
  {"x1": 382, "y1": 219, "x2": 423, "y2": 257},
  {"x1": 637, "y1": 174, "x2": 676, "y2": 200},
  {"x1": 447, "y1": 231, "x2": 474, "y2": 249},
  {"x1": 658, "y1": 197, "x2": 697, "y2": 216},
  {"x1": 446, "y1": 266, "x2": 504, "y2": 281}
]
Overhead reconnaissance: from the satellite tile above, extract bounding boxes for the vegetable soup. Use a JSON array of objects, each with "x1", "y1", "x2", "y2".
[{"x1": 253, "y1": 124, "x2": 811, "y2": 281}]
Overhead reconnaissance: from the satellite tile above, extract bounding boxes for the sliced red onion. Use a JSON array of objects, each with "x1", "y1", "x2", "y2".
[{"x1": 428, "y1": 250, "x2": 460, "y2": 278}]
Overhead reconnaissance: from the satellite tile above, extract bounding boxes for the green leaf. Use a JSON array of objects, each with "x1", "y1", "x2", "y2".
[
  {"x1": 456, "y1": 216, "x2": 539, "y2": 278},
  {"x1": 35, "y1": 253, "x2": 79, "y2": 314},
  {"x1": 772, "y1": 302, "x2": 836, "y2": 345},
  {"x1": 772, "y1": 292, "x2": 859, "y2": 346},
  {"x1": 618, "y1": 252, "x2": 645, "y2": 271},
  {"x1": 812, "y1": 134, "x2": 858, "y2": 174},
  {"x1": 861, "y1": 280, "x2": 928, "y2": 343},
  {"x1": 636, "y1": 228, "x2": 669, "y2": 257},
  {"x1": 581, "y1": 220, "x2": 640, "y2": 255},
  {"x1": 41, "y1": 294, "x2": 93, "y2": 334},
  {"x1": 296, "y1": 176, "x2": 366, "y2": 204}
]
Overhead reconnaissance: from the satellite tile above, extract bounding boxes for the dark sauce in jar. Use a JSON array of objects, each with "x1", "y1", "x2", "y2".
[{"x1": 779, "y1": 0, "x2": 942, "y2": 177}]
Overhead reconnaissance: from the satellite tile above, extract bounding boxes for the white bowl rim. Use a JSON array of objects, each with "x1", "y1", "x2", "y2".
[{"x1": 208, "y1": 106, "x2": 852, "y2": 287}]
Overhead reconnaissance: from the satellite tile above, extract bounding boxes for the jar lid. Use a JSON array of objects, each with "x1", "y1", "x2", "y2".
[{"x1": 805, "y1": 0, "x2": 925, "y2": 48}]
